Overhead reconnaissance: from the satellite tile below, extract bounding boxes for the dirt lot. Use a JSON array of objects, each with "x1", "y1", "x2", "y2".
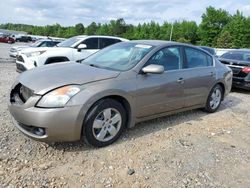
[
  {"x1": 0, "y1": 42, "x2": 29, "y2": 62},
  {"x1": 0, "y1": 62, "x2": 250, "y2": 188}
]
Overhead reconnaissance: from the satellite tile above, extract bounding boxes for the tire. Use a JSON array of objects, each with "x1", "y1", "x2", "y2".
[
  {"x1": 84, "y1": 99, "x2": 127, "y2": 147},
  {"x1": 204, "y1": 84, "x2": 223, "y2": 113}
]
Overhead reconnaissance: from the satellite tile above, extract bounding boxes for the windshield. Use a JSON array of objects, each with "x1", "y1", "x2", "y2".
[
  {"x1": 221, "y1": 51, "x2": 250, "y2": 62},
  {"x1": 57, "y1": 36, "x2": 83, "y2": 47},
  {"x1": 82, "y1": 42, "x2": 153, "y2": 71},
  {"x1": 31, "y1": 40, "x2": 44, "y2": 47}
]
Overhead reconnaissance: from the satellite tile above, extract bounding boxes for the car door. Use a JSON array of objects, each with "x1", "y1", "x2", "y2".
[
  {"x1": 73, "y1": 37, "x2": 99, "y2": 61},
  {"x1": 182, "y1": 47, "x2": 216, "y2": 107},
  {"x1": 135, "y1": 46, "x2": 185, "y2": 118}
]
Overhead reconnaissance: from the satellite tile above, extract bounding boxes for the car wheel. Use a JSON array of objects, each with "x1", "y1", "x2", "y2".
[
  {"x1": 204, "y1": 85, "x2": 223, "y2": 113},
  {"x1": 84, "y1": 99, "x2": 127, "y2": 147}
]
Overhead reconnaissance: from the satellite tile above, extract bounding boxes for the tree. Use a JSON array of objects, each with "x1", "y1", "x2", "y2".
[
  {"x1": 221, "y1": 10, "x2": 249, "y2": 48},
  {"x1": 75, "y1": 23, "x2": 84, "y2": 35},
  {"x1": 85, "y1": 22, "x2": 98, "y2": 35},
  {"x1": 177, "y1": 37, "x2": 190, "y2": 44},
  {"x1": 217, "y1": 31, "x2": 233, "y2": 48},
  {"x1": 199, "y1": 6, "x2": 231, "y2": 46}
]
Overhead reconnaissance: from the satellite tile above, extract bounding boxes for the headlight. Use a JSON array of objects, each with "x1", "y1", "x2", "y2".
[
  {"x1": 36, "y1": 85, "x2": 81, "y2": 108},
  {"x1": 25, "y1": 51, "x2": 46, "y2": 57}
]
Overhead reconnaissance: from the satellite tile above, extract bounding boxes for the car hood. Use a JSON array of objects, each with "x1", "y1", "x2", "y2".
[
  {"x1": 20, "y1": 46, "x2": 70, "y2": 54},
  {"x1": 11, "y1": 46, "x2": 30, "y2": 50},
  {"x1": 18, "y1": 62, "x2": 120, "y2": 95}
]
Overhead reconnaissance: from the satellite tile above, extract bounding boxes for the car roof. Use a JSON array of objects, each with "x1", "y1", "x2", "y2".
[
  {"x1": 129, "y1": 40, "x2": 203, "y2": 49},
  {"x1": 225, "y1": 49, "x2": 250, "y2": 54},
  {"x1": 199, "y1": 46, "x2": 214, "y2": 50},
  {"x1": 74, "y1": 35, "x2": 128, "y2": 41}
]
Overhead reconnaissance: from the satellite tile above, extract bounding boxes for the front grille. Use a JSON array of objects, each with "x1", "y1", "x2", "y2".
[
  {"x1": 16, "y1": 63, "x2": 27, "y2": 72},
  {"x1": 16, "y1": 55, "x2": 24, "y2": 62},
  {"x1": 10, "y1": 83, "x2": 34, "y2": 104}
]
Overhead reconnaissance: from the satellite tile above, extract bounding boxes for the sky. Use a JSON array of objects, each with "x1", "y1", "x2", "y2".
[{"x1": 0, "y1": 0, "x2": 250, "y2": 26}]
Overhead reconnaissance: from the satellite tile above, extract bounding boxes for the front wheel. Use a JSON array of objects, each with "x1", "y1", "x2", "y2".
[
  {"x1": 84, "y1": 99, "x2": 127, "y2": 147},
  {"x1": 204, "y1": 85, "x2": 223, "y2": 113}
]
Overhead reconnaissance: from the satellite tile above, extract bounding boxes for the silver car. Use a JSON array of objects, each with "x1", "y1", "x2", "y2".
[{"x1": 8, "y1": 41, "x2": 232, "y2": 147}]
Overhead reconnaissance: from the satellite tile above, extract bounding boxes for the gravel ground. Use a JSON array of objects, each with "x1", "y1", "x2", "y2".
[
  {"x1": 0, "y1": 42, "x2": 29, "y2": 62},
  {"x1": 0, "y1": 63, "x2": 250, "y2": 188}
]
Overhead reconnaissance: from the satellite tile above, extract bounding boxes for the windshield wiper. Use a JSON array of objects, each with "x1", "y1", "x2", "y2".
[
  {"x1": 89, "y1": 64, "x2": 100, "y2": 68},
  {"x1": 76, "y1": 58, "x2": 85, "y2": 63}
]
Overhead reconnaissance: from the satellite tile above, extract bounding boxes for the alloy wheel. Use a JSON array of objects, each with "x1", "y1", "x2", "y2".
[{"x1": 92, "y1": 108, "x2": 122, "y2": 142}]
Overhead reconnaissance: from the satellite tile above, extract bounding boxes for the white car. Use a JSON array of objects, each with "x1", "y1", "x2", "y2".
[
  {"x1": 9, "y1": 39, "x2": 63, "y2": 58},
  {"x1": 16, "y1": 35, "x2": 128, "y2": 72}
]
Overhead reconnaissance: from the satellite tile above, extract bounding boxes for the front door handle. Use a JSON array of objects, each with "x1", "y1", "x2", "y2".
[
  {"x1": 177, "y1": 78, "x2": 185, "y2": 84},
  {"x1": 210, "y1": 72, "x2": 215, "y2": 77}
]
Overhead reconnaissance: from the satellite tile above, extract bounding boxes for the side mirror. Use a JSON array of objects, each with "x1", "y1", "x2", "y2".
[
  {"x1": 77, "y1": 44, "x2": 87, "y2": 50},
  {"x1": 142, "y1": 64, "x2": 164, "y2": 74}
]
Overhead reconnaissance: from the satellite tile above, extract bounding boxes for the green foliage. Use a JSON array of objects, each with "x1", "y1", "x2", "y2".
[
  {"x1": 199, "y1": 6, "x2": 231, "y2": 46},
  {"x1": 217, "y1": 31, "x2": 233, "y2": 48},
  {"x1": 220, "y1": 11, "x2": 250, "y2": 48},
  {"x1": 0, "y1": 6, "x2": 250, "y2": 48}
]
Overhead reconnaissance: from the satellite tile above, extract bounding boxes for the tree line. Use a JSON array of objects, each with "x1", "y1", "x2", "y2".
[{"x1": 0, "y1": 6, "x2": 250, "y2": 48}]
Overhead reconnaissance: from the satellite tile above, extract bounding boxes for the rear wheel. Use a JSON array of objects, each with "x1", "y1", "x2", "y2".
[
  {"x1": 84, "y1": 99, "x2": 127, "y2": 147},
  {"x1": 204, "y1": 85, "x2": 223, "y2": 113}
]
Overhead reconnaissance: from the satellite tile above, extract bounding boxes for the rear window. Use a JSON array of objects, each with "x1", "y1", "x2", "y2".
[{"x1": 221, "y1": 51, "x2": 250, "y2": 62}]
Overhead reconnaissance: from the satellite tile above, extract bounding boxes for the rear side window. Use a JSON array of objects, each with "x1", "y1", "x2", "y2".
[
  {"x1": 99, "y1": 38, "x2": 121, "y2": 49},
  {"x1": 81, "y1": 38, "x2": 98, "y2": 49},
  {"x1": 185, "y1": 47, "x2": 213, "y2": 68}
]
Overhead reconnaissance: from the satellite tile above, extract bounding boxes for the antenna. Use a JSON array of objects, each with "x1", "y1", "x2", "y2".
[{"x1": 169, "y1": 23, "x2": 173, "y2": 41}]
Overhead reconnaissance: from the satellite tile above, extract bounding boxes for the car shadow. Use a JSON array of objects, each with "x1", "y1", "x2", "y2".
[
  {"x1": 231, "y1": 87, "x2": 250, "y2": 94},
  {"x1": 50, "y1": 95, "x2": 241, "y2": 151}
]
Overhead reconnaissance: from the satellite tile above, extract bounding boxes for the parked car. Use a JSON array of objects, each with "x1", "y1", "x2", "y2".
[
  {"x1": 215, "y1": 48, "x2": 234, "y2": 57},
  {"x1": 199, "y1": 46, "x2": 216, "y2": 56},
  {"x1": 219, "y1": 49, "x2": 250, "y2": 90},
  {"x1": 9, "y1": 39, "x2": 63, "y2": 58},
  {"x1": 15, "y1": 35, "x2": 32, "y2": 42},
  {"x1": 0, "y1": 35, "x2": 15, "y2": 43},
  {"x1": 15, "y1": 35, "x2": 128, "y2": 72},
  {"x1": 8, "y1": 41, "x2": 232, "y2": 147}
]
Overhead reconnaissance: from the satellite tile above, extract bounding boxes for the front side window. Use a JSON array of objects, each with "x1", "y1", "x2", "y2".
[
  {"x1": 145, "y1": 46, "x2": 182, "y2": 71},
  {"x1": 185, "y1": 47, "x2": 213, "y2": 68},
  {"x1": 99, "y1": 38, "x2": 121, "y2": 49},
  {"x1": 81, "y1": 38, "x2": 98, "y2": 49}
]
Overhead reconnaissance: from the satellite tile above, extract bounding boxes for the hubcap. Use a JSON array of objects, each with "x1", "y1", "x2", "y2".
[
  {"x1": 210, "y1": 88, "x2": 222, "y2": 110},
  {"x1": 92, "y1": 108, "x2": 122, "y2": 142}
]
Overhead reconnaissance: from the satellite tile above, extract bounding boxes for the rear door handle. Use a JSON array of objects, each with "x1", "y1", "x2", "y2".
[
  {"x1": 210, "y1": 72, "x2": 215, "y2": 77},
  {"x1": 177, "y1": 78, "x2": 185, "y2": 84}
]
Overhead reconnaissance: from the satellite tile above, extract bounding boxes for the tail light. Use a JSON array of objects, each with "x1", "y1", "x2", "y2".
[{"x1": 242, "y1": 67, "x2": 250, "y2": 73}]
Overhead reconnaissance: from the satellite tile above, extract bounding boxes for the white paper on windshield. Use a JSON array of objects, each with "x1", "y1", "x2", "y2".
[{"x1": 135, "y1": 44, "x2": 152, "y2": 49}]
